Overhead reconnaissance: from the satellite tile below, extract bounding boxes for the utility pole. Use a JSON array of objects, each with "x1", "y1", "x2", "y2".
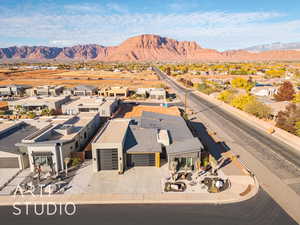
[{"x1": 184, "y1": 91, "x2": 188, "y2": 114}]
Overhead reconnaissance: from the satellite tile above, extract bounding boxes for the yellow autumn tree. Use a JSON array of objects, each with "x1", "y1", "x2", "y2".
[
  {"x1": 230, "y1": 94, "x2": 256, "y2": 110},
  {"x1": 231, "y1": 78, "x2": 254, "y2": 92}
]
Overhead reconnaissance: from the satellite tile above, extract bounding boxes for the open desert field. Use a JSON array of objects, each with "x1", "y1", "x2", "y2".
[
  {"x1": 0, "y1": 69, "x2": 163, "y2": 89},
  {"x1": 175, "y1": 73, "x2": 263, "y2": 80}
]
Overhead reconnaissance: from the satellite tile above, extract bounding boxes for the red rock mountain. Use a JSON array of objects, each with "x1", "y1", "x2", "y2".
[{"x1": 1, "y1": 34, "x2": 300, "y2": 62}]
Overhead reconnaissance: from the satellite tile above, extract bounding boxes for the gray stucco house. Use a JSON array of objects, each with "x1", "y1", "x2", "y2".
[{"x1": 92, "y1": 111, "x2": 203, "y2": 174}]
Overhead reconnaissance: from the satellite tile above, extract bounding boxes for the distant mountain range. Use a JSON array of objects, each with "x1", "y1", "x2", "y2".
[
  {"x1": 244, "y1": 42, "x2": 300, "y2": 52},
  {"x1": 1, "y1": 34, "x2": 300, "y2": 62}
]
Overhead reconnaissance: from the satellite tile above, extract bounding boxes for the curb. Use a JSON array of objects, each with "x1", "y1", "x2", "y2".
[{"x1": 0, "y1": 175, "x2": 259, "y2": 206}]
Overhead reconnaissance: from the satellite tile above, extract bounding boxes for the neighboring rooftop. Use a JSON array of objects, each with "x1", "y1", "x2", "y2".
[
  {"x1": 63, "y1": 96, "x2": 116, "y2": 107},
  {"x1": 9, "y1": 96, "x2": 68, "y2": 106},
  {"x1": 22, "y1": 112, "x2": 98, "y2": 143},
  {"x1": 74, "y1": 85, "x2": 97, "y2": 91},
  {"x1": 0, "y1": 121, "x2": 39, "y2": 154},
  {"x1": 124, "y1": 105, "x2": 181, "y2": 118}
]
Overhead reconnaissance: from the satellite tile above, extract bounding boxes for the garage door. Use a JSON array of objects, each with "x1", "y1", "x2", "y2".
[
  {"x1": 0, "y1": 157, "x2": 19, "y2": 168},
  {"x1": 127, "y1": 153, "x2": 155, "y2": 167},
  {"x1": 97, "y1": 149, "x2": 118, "y2": 170}
]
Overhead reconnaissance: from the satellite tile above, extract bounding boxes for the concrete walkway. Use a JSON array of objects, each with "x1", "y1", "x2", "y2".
[{"x1": 0, "y1": 169, "x2": 31, "y2": 196}]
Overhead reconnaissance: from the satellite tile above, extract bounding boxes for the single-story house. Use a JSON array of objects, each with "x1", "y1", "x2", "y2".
[
  {"x1": 8, "y1": 96, "x2": 70, "y2": 115},
  {"x1": 250, "y1": 86, "x2": 277, "y2": 97},
  {"x1": 0, "y1": 85, "x2": 31, "y2": 97},
  {"x1": 62, "y1": 96, "x2": 119, "y2": 117},
  {"x1": 73, "y1": 85, "x2": 98, "y2": 96},
  {"x1": 99, "y1": 87, "x2": 129, "y2": 98},
  {"x1": 135, "y1": 88, "x2": 166, "y2": 100},
  {"x1": 92, "y1": 111, "x2": 203, "y2": 174},
  {"x1": 16, "y1": 113, "x2": 100, "y2": 174},
  {"x1": 26, "y1": 85, "x2": 64, "y2": 97}
]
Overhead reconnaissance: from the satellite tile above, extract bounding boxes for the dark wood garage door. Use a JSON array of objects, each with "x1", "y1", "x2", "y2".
[
  {"x1": 97, "y1": 149, "x2": 118, "y2": 170},
  {"x1": 127, "y1": 153, "x2": 155, "y2": 167},
  {"x1": 0, "y1": 157, "x2": 19, "y2": 168}
]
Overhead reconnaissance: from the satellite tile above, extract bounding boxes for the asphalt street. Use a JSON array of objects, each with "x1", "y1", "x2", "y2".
[
  {"x1": 0, "y1": 189, "x2": 297, "y2": 225},
  {"x1": 154, "y1": 67, "x2": 300, "y2": 171}
]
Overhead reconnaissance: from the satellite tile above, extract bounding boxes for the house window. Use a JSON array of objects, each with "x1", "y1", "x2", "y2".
[{"x1": 174, "y1": 157, "x2": 193, "y2": 170}]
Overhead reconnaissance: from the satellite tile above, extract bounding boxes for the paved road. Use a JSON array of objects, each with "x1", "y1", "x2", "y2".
[
  {"x1": 154, "y1": 68, "x2": 300, "y2": 167},
  {"x1": 153, "y1": 67, "x2": 300, "y2": 223},
  {"x1": 154, "y1": 68, "x2": 300, "y2": 181},
  {"x1": 0, "y1": 190, "x2": 297, "y2": 225}
]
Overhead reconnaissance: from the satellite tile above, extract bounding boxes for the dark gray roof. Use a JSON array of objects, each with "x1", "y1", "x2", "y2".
[
  {"x1": 0, "y1": 123, "x2": 38, "y2": 155},
  {"x1": 125, "y1": 124, "x2": 161, "y2": 153},
  {"x1": 74, "y1": 85, "x2": 97, "y2": 91},
  {"x1": 140, "y1": 111, "x2": 194, "y2": 142},
  {"x1": 140, "y1": 111, "x2": 203, "y2": 155},
  {"x1": 166, "y1": 138, "x2": 203, "y2": 155}
]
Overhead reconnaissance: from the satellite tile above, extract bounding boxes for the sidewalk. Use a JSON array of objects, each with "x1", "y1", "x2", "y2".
[{"x1": 0, "y1": 179, "x2": 258, "y2": 206}]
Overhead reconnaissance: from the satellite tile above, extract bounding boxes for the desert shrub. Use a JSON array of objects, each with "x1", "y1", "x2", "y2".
[
  {"x1": 276, "y1": 104, "x2": 300, "y2": 135},
  {"x1": 244, "y1": 100, "x2": 272, "y2": 119}
]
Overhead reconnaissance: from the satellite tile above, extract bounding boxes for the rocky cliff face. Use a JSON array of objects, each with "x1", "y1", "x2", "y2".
[{"x1": 1, "y1": 34, "x2": 300, "y2": 62}]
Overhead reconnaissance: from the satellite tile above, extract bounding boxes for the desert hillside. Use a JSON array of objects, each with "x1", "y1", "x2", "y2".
[{"x1": 1, "y1": 34, "x2": 300, "y2": 62}]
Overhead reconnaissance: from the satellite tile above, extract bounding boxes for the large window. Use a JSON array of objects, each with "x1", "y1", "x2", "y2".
[
  {"x1": 33, "y1": 155, "x2": 53, "y2": 168},
  {"x1": 174, "y1": 157, "x2": 193, "y2": 170}
]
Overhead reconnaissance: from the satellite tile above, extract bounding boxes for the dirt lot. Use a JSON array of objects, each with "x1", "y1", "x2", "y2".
[
  {"x1": 176, "y1": 74, "x2": 263, "y2": 80},
  {"x1": 0, "y1": 69, "x2": 163, "y2": 89}
]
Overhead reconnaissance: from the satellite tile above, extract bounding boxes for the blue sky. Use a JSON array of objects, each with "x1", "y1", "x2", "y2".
[{"x1": 0, "y1": 0, "x2": 300, "y2": 50}]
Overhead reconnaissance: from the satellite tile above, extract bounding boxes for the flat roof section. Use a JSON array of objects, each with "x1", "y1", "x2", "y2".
[
  {"x1": 124, "y1": 105, "x2": 181, "y2": 118},
  {"x1": 125, "y1": 125, "x2": 162, "y2": 153},
  {"x1": 94, "y1": 119, "x2": 130, "y2": 144},
  {"x1": 0, "y1": 122, "x2": 39, "y2": 155},
  {"x1": 9, "y1": 96, "x2": 68, "y2": 107}
]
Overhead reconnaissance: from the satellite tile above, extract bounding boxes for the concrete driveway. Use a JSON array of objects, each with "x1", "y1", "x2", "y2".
[{"x1": 66, "y1": 162, "x2": 171, "y2": 194}]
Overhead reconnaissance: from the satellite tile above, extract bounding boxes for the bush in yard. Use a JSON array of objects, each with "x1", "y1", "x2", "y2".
[
  {"x1": 71, "y1": 158, "x2": 81, "y2": 167},
  {"x1": 244, "y1": 100, "x2": 272, "y2": 119},
  {"x1": 27, "y1": 111, "x2": 36, "y2": 119},
  {"x1": 274, "y1": 81, "x2": 295, "y2": 101},
  {"x1": 230, "y1": 94, "x2": 256, "y2": 110}
]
